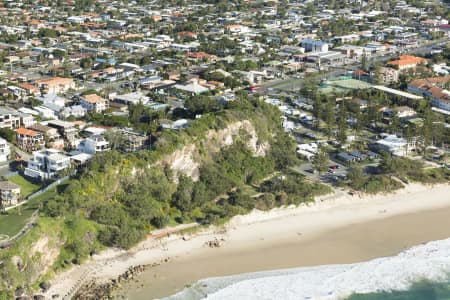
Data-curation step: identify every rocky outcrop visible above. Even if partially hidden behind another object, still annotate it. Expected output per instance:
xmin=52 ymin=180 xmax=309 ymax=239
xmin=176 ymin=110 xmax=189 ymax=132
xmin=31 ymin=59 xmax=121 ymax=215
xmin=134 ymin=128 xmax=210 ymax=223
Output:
xmin=73 ymin=265 xmax=148 ymax=300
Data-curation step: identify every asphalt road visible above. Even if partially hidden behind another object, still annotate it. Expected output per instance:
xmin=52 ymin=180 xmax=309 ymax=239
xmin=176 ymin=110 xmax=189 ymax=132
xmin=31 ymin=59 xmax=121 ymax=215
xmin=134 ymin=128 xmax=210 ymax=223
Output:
xmin=259 ymin=37 xmax=450 ymax=93
xmin=295 ymin=160 xmax=348 ymax=182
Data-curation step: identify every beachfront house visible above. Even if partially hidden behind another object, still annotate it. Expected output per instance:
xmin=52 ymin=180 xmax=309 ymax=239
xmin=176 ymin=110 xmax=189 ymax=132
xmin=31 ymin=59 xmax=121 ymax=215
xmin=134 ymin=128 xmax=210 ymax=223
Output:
xmin=371 ymin=135 xmax=417 ymax=156
xmin=77 ymin=135 xmax=110 ymax=154
xmin=24 ymin=149 xmax=71 ymax=180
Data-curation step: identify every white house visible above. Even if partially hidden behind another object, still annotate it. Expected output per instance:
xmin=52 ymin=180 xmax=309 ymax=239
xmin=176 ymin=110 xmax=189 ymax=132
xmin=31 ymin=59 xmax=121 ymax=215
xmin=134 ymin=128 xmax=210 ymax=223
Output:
xmin=60 ymin=105 xmax=87 ymax=118
xmin=35 ymin=77 xmax=75 ymax=95
xmin=301 ymin=39 xmax=328 ymax=53
xmin=112 ymin=92 xmax=150 ymax=105
xmin=80 ymin=94 xmax=109 ymax=113
xmin=372 ymin=135 xmax=417 ymax=156
xmin=0 ymin=138 xmax=10 ymax=162
xmin=77 ymin=135 xmax=110 ymax=154
xmin=0 ymin=181 xmax=20 ymax=207
xmin=39 ymin=94 xmax=66 ymax=113
xmin=24 ymin=149 xmax=71 ymax=180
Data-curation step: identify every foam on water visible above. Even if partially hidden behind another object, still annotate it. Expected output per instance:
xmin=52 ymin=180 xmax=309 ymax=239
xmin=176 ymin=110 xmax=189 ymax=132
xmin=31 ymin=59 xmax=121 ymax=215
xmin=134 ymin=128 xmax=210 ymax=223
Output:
xmin=164 ymin=238 xmax=450 ymax=300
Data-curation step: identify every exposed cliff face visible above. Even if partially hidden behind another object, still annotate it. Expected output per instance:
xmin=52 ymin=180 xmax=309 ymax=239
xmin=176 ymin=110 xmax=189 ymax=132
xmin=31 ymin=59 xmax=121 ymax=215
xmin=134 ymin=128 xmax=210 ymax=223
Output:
xmin=161 ymin=120 xmax=270 ymax=181
xmin=162 ymin=144 xmax=200 ymax=180
xmin=28 ymin=236 xmax=60 ymax=281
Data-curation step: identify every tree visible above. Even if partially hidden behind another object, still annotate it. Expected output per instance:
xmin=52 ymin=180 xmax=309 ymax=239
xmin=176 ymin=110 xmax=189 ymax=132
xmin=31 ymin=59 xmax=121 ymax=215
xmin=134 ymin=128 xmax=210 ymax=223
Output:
xmin=337 ymin=104 xmax=348 ymax=145
xmin=389 ymin=113 xmax=401 ymax=135
xmin=361 ymin=53 xmax=368 ymax=72
xmin=313 ymin=96 xmax=321 ymax=129
xmin=80 ymin=57 xmax=93 ymax=69
xmin=171 ymin=175 xmax=194 ymax=212
xmin=373 ymin=65 xmax=382 ymax=84
xmin=0 ymin=128 xmax=15 ymax=143
xmin=347 ymin=165 xmax=366 ymax=190
xmin=129 ymin=101 xmax=145 ymax=126
xmin=185 ymin=96 xmax=220 ymax=115
xmin=104 ymin=130 xmax=125 ymax=151
xmin=325 ymin=98 xmax=336 ymax=139
xmin=422 ymin=107 xmax=434 ymax=150
xmin=312 ymin=147 xmax=329 ymax=175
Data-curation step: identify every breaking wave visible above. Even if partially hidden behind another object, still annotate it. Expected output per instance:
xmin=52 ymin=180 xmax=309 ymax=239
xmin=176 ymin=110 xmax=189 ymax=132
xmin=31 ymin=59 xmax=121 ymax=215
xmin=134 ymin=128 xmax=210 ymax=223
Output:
xmin=163 ymin=238 xmax=450 ymax=300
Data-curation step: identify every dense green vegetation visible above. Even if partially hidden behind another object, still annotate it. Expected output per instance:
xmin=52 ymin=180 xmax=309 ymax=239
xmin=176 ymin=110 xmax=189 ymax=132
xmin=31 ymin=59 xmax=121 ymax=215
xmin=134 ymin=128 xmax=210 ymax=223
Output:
xmin=346 ymin=154 xmax=450 ymax=194
xmin=379 ymin=155 xmax=450 ymax=184
xmin=40 ymin=97 xmax=319 ymax=249
xmin=0 ymin=97 xmax=332 ymax=296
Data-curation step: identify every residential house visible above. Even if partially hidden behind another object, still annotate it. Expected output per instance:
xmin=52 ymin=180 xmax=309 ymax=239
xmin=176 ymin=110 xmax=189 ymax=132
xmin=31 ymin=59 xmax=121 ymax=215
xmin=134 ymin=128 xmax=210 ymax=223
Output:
xmin=408 ymin=76 xmax=450 ymax=112
xmin=336 ymin=152 xmax=358 ymax=163
xmin=112 ymin=92 xmax=150 ymax=105
xmin=35 ymin=77 xmax=75 ymax=94
xmin=29 ymin=123 xmax=64 ymax=149
xmin=0 ymin=108 xmax=20 ymax=129
xmin=387 ymin=55 xmax=427 ymax=71
xmin=0 ymin=137 xmax=10 ymax=162
xmin=118 ymin=129 xmax=148 ymax=153
xmin=392 ymin=106 xmax=417 ymax=118
xmin=60 ymin=105 xmax=87 ymax=118
xmin=18 ymin=83 xmax=40 ymax=96
xmin=371 ymin=135 xmax=417 ymax=156
xmin=46 ymin=120 xmax=79 ymax=148
xmin=39 ymin=94 xmax=66 ymax=111
xmin=301 ymin=39 xmax=328 ymax=53
xmin=80 ymin=94 xmax=109 ymax=113
xmin=77 ymin=135 xmax=110 ymax=154
xmin=15 ymin=127 xmax=45 ymax=152
xmin=224 ymin=24 xmax=250 ymax=35
xmin=0 ymin=181 xmax=20 ymax=207
xmin=173 ymin=81 xmax=209 ymax=95
xmin=24 ymin=148 xmax=71 ymax=180
xmin=378 ymin=67 xmax=399 ymax=83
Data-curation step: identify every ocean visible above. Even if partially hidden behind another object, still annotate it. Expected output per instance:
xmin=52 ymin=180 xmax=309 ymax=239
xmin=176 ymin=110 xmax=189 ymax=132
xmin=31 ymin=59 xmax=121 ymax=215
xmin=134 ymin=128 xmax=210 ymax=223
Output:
xmin=346 ymin=280 xmax=450 ymax=300
xmin=164 ymin=238 xmax=450 ymax=300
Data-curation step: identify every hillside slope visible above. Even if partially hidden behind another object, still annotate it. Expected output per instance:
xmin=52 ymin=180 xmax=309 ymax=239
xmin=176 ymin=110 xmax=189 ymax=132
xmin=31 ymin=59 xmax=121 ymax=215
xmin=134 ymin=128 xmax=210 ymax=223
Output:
xmin=0 ymin=98 xmax=330 ymax=298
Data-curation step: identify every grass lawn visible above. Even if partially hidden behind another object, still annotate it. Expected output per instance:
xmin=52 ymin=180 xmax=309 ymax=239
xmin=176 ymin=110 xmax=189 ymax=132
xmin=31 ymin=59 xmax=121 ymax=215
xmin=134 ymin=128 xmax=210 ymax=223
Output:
xmin=8 ymin=174 xmax=40 ymax=197
xmin=0 ymin=180 xmax=65 ymax=239
xmin=0 ymin=210 xmax=35 ymax=238
xmin=0 ymin=197 xmax=39 ymax=239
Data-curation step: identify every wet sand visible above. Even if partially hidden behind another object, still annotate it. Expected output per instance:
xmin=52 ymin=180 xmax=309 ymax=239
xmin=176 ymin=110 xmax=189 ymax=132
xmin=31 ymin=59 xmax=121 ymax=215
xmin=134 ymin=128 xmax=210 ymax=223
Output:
xmin=118 ymin=203 xmax=450 ymax=299
xmin=43 ymin=183 xmax=450 ymax=300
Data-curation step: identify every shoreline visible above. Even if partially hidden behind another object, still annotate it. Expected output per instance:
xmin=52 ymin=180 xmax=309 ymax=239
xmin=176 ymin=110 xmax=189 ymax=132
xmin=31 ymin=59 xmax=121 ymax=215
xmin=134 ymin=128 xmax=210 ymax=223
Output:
xmin=43 ymin=183 xmax=450 ymax=299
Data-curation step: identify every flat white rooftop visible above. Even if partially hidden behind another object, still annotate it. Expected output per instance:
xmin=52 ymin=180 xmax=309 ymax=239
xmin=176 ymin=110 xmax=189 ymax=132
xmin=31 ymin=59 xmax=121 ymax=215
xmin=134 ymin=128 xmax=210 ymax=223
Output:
xmin=372 ymin=85 xmax=423 ymax=100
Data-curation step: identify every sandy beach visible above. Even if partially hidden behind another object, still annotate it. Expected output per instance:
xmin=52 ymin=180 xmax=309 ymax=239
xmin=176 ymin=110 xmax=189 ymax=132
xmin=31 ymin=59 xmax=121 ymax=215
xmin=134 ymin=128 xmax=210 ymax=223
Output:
xmin=43 ymin=183 xmax=450 ymax=299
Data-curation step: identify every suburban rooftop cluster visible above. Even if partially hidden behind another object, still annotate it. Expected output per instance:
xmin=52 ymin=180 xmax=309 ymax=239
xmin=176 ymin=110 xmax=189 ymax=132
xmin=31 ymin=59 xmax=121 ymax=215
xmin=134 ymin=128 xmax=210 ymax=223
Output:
xmin=0 ymin=0 xmax=448 ymax=206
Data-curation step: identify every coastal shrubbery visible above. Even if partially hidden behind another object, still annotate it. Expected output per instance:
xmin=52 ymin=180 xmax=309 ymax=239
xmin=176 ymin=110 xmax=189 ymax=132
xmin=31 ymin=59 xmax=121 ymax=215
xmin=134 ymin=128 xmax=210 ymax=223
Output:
xmin=346 ymin=154 xmax=450 ymax=194
xmin=259 ymin=172 xmax=332 ymax=206
xmin=37 ymin=97 xmax=325 ymax=254
xmin=346 ymin=165 xmax=404 ymax=194
xmin=0 ymin=97 xmax=333 ymax=295
xmin=379 ymin=155 xmax=450 ymax=184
